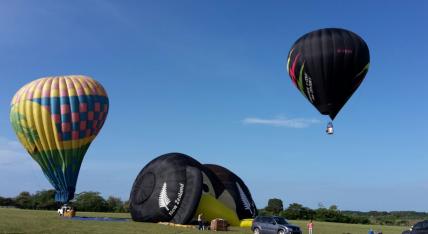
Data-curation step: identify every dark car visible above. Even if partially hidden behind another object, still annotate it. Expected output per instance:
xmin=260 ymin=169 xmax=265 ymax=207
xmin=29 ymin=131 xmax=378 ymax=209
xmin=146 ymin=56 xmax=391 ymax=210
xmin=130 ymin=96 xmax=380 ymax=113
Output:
xmin=403 ymin=220 xmax=428 ymax=234
xmin=251 ymin=216 xmax=302 ymax=234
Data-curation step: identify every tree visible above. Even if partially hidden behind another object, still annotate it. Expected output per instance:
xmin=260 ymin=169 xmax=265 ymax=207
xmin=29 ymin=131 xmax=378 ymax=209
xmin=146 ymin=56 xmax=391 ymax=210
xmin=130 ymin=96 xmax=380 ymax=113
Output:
xmin=281 ymin=203 xmax=315 ymax=220
xmin=33 ymin=190 xmax=56 ymax=210
xmin=314 ymin=206 xmax=360 ymax=223
xmin=106 ymin=196 xmax=124 ymax=212
xmin=122 ymin=200 xmax=130 ymax=213
xmin=0 ymin=196 xmax=15 ymax=207
xmin=282 ymin=203 xmax=303 ymax=219
xmin=258 ymin=209 xmax=273 ymax=216
xmin=15 ymin=192 xmax=33 ymax=209
xmin=73 ymin=192 xmax=109 ymax=212
xmin=265 ymin=198 xmax=283 ymax=215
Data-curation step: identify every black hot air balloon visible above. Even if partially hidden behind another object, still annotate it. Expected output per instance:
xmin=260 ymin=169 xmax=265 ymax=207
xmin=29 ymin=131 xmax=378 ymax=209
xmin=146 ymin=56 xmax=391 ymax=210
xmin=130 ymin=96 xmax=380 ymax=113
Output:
xmin=204 ymin=164 xmax=258 ymax=220
xmin=129 ymin=153 xmax=202 ymax=224
xmin=287 ymin=28 xmax=370 ymax=133
xmin=129 ymin=153 xmax=257 ymax=226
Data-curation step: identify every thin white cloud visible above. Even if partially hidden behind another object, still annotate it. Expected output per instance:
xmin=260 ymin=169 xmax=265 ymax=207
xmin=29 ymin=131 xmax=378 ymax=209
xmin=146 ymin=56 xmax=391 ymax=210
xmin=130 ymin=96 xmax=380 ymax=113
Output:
xmin=0 ymin=137 xmax=32 ymax=166
xmin=243 ymin=116 xmax=321 ymax=128
xmin=0 ymin=137 xmax=50 ymax=197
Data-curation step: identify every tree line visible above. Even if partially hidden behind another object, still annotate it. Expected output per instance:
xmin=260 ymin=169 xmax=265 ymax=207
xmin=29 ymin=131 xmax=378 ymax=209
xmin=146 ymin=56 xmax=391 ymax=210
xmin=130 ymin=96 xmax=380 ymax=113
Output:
xmin=2 ymin=192 xmax=427 ymax=226
xmin=0 ymin=190 xmax=129 ymax=213
xmin=260 ymin=198 xmax=428 ymax=226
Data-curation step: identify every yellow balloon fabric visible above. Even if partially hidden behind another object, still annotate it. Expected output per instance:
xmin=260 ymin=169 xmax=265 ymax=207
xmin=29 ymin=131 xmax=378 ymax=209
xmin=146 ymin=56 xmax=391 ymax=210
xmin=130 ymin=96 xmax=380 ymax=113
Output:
xmin=239 ymin=219 xmax=254 ymax=228
xmin=193 ymin=194 xmax=241 ymax=226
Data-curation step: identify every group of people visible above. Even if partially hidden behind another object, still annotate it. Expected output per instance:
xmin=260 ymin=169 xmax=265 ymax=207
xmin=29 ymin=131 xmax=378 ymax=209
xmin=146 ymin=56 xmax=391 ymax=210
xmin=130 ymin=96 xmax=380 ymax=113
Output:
xmin=57 ymin=205 xmax=74 ymax=216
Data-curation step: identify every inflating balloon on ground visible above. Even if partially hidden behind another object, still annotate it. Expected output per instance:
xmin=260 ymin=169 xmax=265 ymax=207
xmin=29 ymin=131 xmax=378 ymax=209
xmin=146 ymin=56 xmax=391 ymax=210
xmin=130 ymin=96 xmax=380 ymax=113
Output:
xmin=129 ymin=153 xmax=257 ymax=226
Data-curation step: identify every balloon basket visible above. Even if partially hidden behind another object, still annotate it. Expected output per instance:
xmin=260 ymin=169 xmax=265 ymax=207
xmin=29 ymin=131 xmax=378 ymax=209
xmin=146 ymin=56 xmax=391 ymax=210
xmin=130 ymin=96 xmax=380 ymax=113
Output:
xmin=210 ymin=218 xmax=229 ymax=231
xmin=64 ymin=210 xmax=76 ymax=217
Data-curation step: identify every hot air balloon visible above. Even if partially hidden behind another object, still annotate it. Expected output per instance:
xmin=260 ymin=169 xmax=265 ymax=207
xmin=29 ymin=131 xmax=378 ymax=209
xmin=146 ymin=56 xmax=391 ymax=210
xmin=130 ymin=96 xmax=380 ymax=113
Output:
xmin=287 ymin=28 xmax=370 ymax=134
xmin=129 ymin=153 xmax=257 ymax=226
xmin=10 ymin=75 xmax=109 ymax=204
xmin=204 ymin=164 xmax=257 ymax=221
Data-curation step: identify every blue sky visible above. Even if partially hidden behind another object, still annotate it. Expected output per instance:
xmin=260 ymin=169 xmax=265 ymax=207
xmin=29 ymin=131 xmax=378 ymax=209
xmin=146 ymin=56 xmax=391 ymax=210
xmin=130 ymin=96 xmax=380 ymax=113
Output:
xmin=0 ymin=0 xmax=427 ymax=212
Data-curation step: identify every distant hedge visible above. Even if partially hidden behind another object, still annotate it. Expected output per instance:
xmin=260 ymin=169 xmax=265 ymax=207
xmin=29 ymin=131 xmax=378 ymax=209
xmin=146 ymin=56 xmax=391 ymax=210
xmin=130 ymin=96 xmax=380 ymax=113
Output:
xmin=0 ymin=190 xmax=129 ymax=213
xmin=260 ymin=198 xmax=428 ymax=226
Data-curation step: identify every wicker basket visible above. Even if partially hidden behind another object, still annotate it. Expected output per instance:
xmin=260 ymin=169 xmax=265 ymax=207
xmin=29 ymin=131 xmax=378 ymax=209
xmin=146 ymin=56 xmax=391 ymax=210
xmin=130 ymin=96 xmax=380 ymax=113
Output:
xmin=210 ymin=218 xmax=228 ymax=231
xmin=64 ymin=210 xmax=76 ymax=217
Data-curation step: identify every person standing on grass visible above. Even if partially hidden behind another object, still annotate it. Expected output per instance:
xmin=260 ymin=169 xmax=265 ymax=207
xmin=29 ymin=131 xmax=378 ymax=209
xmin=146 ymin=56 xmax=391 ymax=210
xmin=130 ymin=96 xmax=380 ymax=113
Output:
xmin=368 ymin=228 xmax=374 ymax=234
xmin=197 ymin=213 xmax=204 ymax=230
xmin=307 ymin=220 xmax=313 ymax=234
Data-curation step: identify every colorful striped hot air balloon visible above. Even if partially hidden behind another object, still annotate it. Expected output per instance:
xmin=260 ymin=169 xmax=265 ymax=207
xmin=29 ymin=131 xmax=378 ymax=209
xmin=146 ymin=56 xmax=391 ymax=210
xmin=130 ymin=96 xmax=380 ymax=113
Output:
xmin=10 ymin=75 xmax=109 ymax=203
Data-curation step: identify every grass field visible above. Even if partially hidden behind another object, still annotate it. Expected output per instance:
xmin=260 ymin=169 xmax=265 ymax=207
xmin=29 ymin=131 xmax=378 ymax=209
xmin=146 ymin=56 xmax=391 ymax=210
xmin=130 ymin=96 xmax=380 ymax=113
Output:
xmin=0 ymin=208 xmax=408 ymax=234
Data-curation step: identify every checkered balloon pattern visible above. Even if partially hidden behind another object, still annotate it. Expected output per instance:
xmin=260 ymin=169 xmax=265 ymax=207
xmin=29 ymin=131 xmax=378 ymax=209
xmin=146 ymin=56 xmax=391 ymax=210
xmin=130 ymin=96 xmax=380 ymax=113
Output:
xmin=10 ymin=75 xmax=109 ymax=203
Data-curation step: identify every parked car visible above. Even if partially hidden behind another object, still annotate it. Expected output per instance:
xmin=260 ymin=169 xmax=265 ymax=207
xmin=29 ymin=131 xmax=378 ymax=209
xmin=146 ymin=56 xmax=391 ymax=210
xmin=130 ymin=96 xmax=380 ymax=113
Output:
xmin=403 ymin=220 xmax=428 ymax=234
xmin=251 ymin=216 xmax=302 ymax=234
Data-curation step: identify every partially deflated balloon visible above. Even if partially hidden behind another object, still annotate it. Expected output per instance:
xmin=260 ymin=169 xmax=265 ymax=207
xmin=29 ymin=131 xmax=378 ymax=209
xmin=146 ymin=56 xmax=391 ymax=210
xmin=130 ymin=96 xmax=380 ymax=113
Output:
xmin=130 ymin=153 xmax=257 ymax=226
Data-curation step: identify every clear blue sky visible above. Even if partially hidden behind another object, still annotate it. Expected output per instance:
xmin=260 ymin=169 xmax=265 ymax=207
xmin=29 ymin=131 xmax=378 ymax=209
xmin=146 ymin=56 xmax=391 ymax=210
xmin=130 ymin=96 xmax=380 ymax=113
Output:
xmin=0 ymin=0 xmax=427 ymax=212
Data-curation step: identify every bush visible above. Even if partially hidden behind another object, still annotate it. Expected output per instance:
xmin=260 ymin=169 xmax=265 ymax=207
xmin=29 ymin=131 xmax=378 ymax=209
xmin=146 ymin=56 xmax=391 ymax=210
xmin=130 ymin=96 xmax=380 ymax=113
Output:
xmin=73 ymin=192 xmax=109 ymax=212
xmin=0 ymin=196 xmax=15 ymax=207
xmin=258 ymin=209 xmax=274 ymax=216
xmin=14 ymin=192 xmax=33 ymax=209
xmin=33 ymin=190 xmax=57 ymax=210
xmin=106 ymin=196 xmax=125 ymax=212
xmin=281 ymin=203 xmax=315 ymax=220
xmin=122 ymin=200 xmax=130 ymax=213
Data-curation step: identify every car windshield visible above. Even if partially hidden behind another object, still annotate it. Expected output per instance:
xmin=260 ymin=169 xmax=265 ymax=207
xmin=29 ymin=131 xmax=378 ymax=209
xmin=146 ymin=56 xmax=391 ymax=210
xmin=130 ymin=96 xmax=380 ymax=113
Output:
xmin=274 ymin=217 xmax=289 ymax=225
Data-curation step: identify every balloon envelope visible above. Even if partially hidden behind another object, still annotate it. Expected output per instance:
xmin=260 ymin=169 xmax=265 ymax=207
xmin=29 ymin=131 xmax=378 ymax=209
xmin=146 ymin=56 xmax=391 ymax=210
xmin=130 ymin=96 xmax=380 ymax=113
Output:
xmin=130 ymin=153 xmax=203 ymax=224
xmin=204 ymin=164 xmax=258 ymax=219
xmin=287 ymin=28 xmax=370 ymax=120
xmin=130 ymin=153 xmax=257 ymax=226
xmin=10 ymin=75 xmax=109 ymax=203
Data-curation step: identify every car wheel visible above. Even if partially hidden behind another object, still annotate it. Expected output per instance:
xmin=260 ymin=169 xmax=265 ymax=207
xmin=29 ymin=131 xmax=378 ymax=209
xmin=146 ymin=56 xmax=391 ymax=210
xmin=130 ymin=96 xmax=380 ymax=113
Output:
xmin=278 ymin=230 xmax=285 ymax=234
xmin=253 ymin=228 xmax=260 ymax=234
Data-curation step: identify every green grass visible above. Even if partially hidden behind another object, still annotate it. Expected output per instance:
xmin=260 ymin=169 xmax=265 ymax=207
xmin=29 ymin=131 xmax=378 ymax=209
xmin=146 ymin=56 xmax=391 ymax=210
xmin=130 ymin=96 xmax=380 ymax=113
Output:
xmin=290 ymin=220 xmax=406 ymax=234
xmin=0 ymin=208 xmax=244 ymax=234
xmin=0 ymin=208 xmax=408 ymax=234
